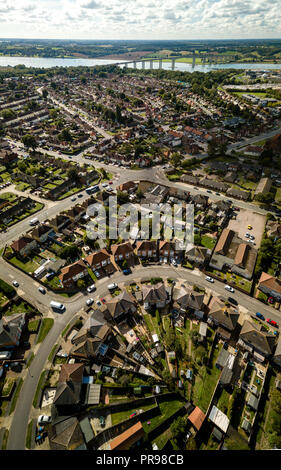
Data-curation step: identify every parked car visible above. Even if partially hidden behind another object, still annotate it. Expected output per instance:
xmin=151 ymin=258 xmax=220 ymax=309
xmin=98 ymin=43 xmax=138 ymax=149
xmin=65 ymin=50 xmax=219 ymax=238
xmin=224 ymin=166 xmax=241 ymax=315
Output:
xmin=268 ymin=297 xmax=274 ymax=304
xmin=38 ymin=415 xmax=52 ymax=425
xmin=86 ymin=298 xmax=94 ymax=306
xmin=94 ymin=271 xmax=100 ymax=278
xmin=228 ymin=297 xmax=238 ymax=306
xmin=256 ymin=312 xmax=265 ymax=321
xmin=100 ymin=297 xmax=106 ymax=304
xmin=87 ymin=284 xmax=96 ymax=293
xmin=12 ymin=280 xmax=19 ymax=287
xmin=71 ymin=196 xmax=76 ymax=201
xmin=96 ymin=300 xmax=102 ymax=307
xmin=225 ymin=285 xmax=234 ymax=293
xmin=123 ymin=268 xmax=131 ymax=275
xmin=266 ymin=318 xmax=278 ymax=327
xmin=248 ymin=225 xmax=252 ymax=230
xmin=171 ymin=259 xmax=177 ymax=266
xmin=38 ymin=287 xmax=46 ymax=294
xmin=108 ymin=282 xmax=117 ymax=291
xmin=205 ymin=276 xmax=214 ymax=283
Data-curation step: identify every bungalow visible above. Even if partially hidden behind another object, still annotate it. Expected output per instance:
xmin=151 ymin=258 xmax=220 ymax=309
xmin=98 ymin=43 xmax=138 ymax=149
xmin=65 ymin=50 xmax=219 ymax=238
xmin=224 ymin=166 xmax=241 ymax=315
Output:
xmin=10 ymin=236 xmax=37 ymax=257
xmin=257 ymin=272 xmax=281 ymax=301
xmin=59 ymin=259 xmax=88 ymax=288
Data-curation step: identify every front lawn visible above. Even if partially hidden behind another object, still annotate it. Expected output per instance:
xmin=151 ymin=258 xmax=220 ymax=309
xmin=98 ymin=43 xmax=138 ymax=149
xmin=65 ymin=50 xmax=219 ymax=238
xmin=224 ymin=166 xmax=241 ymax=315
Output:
xmin=36 ymin=318 xmax=54 ymax=344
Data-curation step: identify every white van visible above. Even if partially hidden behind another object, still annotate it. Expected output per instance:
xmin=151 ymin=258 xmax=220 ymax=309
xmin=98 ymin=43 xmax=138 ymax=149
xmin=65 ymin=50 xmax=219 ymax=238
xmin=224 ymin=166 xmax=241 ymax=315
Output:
xmin=0 ymin=351 xmax=12 ymax=360
xmin=29 ymin=217 xmax=39 ymax=226
xmin=50 ymin=301 xmax=65 ymax=311
xmin=107 ymin=282 xmax=117 ymax=291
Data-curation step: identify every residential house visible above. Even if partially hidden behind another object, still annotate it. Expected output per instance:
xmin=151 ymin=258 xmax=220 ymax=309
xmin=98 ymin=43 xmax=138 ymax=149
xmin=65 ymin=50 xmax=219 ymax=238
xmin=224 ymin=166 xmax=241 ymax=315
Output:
xmin=63 ymin=205 xmax=86 ymax=223
xmin=10 ymin=236 xmax=37 ymax=257
xmin=53 ymin=363 xmax=84 ymax=413
xmin=85 ymin=249 xmax=115 ymax=276
xmin=142 ymin=283 xmax=169 ymax=310
xmin=47 ymin=214 xmax=70 ymax=232
xmin=237 ymin=320 xmax=276 ymax=362
xmin=29 ymin=224 xmax=53 ymax=243
xmin=254 ymin=177 xmax=272 ymax=197
xmin=109 ymin=421 xmax=145 ymax=451
xmin=111 ymin=242 xmax=134 ymax=263
xmin=105 ymin=291 xmax=137 ymax=324
xmin=173 ymin=285 xmax=205 ymax=313
xmin=207 ymin=297 xmax=239 ymax=340
xmin=159 ymin=241 xmax=175 ymax=261
xmin=136 ymin=240 xmax=157 ymax=259
xmin=185 ymin=246 xmax=211 ymax=267
xmin=48 ymin=416 xmax=85 ymax=451
xmin=0 ymin=314 xmax=26 ymax=349
xmin=226 ymin=188 xmax=251 ymax=201
xmin=59 ymin=259 xmax=88 ymax=288
xmin=209 ymin=228 xmax=258 ymax=280
xmin=257 ymin=272 xmax=281 ymax=301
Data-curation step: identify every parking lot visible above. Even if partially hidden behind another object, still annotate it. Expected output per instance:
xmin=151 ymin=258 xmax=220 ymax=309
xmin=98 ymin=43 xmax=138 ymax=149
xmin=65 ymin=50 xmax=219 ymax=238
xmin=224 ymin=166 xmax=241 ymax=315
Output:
xmin=228 ymin=209 xmax=266 ymax=249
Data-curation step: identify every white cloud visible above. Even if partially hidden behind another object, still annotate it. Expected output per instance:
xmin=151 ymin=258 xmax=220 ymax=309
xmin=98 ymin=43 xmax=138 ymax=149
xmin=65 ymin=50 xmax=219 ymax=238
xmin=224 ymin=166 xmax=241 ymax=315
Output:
xmin=0 ymin=0 xmax=280 ymax=39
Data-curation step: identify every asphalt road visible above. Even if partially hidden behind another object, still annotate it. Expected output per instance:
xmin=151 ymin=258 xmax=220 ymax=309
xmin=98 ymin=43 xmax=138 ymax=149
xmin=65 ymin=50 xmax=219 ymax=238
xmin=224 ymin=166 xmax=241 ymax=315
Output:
xmin=5 ymin=262 xmax=280 ymax=450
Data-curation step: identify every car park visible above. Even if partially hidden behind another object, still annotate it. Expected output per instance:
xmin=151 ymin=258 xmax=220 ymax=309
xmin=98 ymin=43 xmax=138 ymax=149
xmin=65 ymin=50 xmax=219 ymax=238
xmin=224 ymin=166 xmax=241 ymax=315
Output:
xmin=205 ymin=276 xmax=214 ymax=283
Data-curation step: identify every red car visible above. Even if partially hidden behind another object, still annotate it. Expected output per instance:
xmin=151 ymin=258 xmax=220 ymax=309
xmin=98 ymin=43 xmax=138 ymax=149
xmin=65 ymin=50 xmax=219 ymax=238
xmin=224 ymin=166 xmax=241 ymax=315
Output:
xmin=266 ymin=318 xmax=278 ymax=327
xmin=108 ymin=181 xmax=113 ymax=185
xmin=100 ymin=298 xmax=106 ymax=304
xmin=268 ymin=297 xmax=274 ymax=304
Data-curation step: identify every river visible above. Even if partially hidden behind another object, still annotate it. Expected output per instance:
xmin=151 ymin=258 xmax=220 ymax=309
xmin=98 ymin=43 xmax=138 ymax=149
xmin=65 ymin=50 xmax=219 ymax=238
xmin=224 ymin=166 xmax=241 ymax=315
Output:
xmin=1 ymin=55 xmax=281 ymax=73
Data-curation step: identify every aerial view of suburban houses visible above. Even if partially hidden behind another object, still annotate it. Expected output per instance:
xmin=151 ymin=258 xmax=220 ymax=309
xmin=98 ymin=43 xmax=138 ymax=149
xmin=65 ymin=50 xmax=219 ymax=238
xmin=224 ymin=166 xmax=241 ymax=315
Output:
xmin=0 ymin=26 xmax=281 ymax=456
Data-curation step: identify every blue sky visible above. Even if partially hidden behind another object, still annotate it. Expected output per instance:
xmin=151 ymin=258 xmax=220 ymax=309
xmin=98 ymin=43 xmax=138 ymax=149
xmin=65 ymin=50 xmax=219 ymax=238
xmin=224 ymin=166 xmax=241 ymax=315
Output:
xmin=0 ymin=0 xmax=280 ymax=40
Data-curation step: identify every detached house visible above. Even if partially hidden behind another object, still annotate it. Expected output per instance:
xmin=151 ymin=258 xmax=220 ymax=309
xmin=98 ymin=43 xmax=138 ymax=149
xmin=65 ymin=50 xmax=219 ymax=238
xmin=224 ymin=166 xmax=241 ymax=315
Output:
xmin=173 ymin=286 xmax=205 ymax=314
xmin=142 ymin=283 xmax=169 ymax=310
xmin=105 ymin=291 xmax=137 ymax=324
xmin=53 ymin=363 xmax=84 ymax=413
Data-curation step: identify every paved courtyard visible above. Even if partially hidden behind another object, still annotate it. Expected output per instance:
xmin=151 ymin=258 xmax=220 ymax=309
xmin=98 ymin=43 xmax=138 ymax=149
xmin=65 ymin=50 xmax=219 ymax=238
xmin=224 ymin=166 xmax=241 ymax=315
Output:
xmin=228 ymin=209 xmax=266 ymax=249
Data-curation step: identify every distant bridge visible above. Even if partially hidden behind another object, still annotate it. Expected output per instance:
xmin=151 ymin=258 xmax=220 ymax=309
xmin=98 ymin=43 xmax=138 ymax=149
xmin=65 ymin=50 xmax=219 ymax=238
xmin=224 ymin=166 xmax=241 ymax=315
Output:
xmin=115 ymin=52 xmax=237 ymax=70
